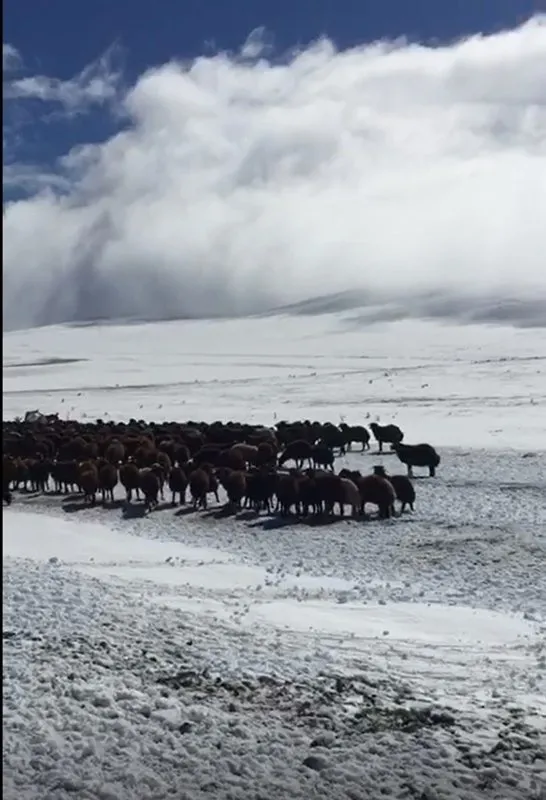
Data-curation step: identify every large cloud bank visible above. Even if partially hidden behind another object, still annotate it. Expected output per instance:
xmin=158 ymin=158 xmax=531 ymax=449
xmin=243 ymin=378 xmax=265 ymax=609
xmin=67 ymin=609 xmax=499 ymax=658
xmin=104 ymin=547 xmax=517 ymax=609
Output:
xmin=3 ymin=18 xmax=546 ymax=331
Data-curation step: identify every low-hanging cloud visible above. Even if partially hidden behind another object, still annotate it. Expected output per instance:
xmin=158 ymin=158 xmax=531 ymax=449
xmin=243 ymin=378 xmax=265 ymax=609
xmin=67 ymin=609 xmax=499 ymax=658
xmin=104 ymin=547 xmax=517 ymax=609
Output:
xmin=3 ymin=17 xmax=546 ymax=332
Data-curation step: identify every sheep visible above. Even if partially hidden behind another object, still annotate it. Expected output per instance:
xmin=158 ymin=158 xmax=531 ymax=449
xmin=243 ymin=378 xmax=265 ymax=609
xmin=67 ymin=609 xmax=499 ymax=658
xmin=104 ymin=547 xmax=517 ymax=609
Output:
xmin=3 ymin=456 xmax=18 ymax=490
xmin=175 ymin=443 xmax=191 ymax=467
xmin=79 ymin=466 xmax=99 ymax=505
xmin=339 ymin=477 xmax=361 ymax=517
xmin=339 ymin=423 xmax=371 ymax=451
xmin=340 ymin=468 xmax=395 ymax=519
xmin=13 ymin=458 xmax=31 ymax=491
xmin=119 ymin=461 xmax=141 ymax=503
xmin=311 ymin=444 xmax=335 ymax=471
xmin=202 ymin=463 xmax=220 ymax=505
xmin=319 ymin=424 xmax=346 ymax=454
xmin=28 ymin=457 xmax=51 ymax=493
xmin=359 ymin=474 xmax=396 ymax=519
xmin=156 ymin=450 xmax=172 ymax=477
xmin=373 ymin=465 xmax=415 ymax=513
xmin=276 ymin=470 xmax=300 ymax=516
xmin=138 ymin=467 xmax=160 ymax=512
xmin=98 ymin=462 xmax=118 ymax=505
xmin=278 ymin=440 xmax=313 ymax=470
xmin=256 ymin=441 xmax=276 ymax=467
xmin=392 ymin=443 xmax=440 ymax=477
xmin=244 ymin=468 xmax=277 ymax=514
xmin=105 ymin=439 xmax=125 ymax=465
xmin=168 ymin=466 xmax=188 ymax=505
xmin=229 ymin=443 xmax=259 ymax=468
xmin=193 ymin=446 xmax=222 ymax=467
xmin=217 ymin=468 xmax=247 ymax=510
xmin=297 ymin=472 xmax=321 ymax=517
xmin=51 ymin=460 xmax=80 ymax=494
xmin=369 ymin=422 xmax=404 ymax=453
xmin=313 ymin=471 xmax=344 ymax=516
xmin=218 ymin=448 xmax=246 ymax=472
xmin=189 ymin=467 xmax=210 ymax=509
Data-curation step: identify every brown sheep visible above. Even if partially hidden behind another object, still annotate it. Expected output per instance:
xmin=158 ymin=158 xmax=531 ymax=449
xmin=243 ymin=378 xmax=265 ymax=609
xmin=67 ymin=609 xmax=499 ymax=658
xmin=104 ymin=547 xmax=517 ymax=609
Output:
xmin=201 ymin=463 xmax=220 ymax=505
xmin=339 ymin=477 xmax=361 ymax=517
xmin=217 ymin=468 xmax=247 ymax=510
xmin=297 ymin=471 xmax=322 ymax=517
xmin=314 ymin=471 xmax=343 ymax=516
xmin=193 ymin=446 xmax=222 ymax=467
xmin=218 ymin=448 xmax=246 ymax=472
xmin=168 ymin=466 xmax=188 ymax=505
xmin=105 ymin=439 xmax=125 ymax=465
xmin=175 ymin=443 xmax=191 ymax=467
xmin=256 ymin=441 xmax=276 ymax=467
xmin=119 ymin=462 xmax=141 ymax=502
xmin=134 ymin=444 xmax=157 ymax=468
xmin=98 ymin=462 xmax=118 ymax=505
xmin=138 ymin=467 xmax=160 ymax=512
xmin=359 ymin=474 xmax=396 ymax=519
xmin=189 ymin=467 xmax=210 ymax=509
xmin=373 ymin=465 xmax=415 ymax=513
xmin=276 ymin=470 xmax=300 ymax=516
xmin=229 ymin=443 xmax=259 ymax=468
xmin=79 ymin=466 xmax=99 ymax=505
xmin=156 ymin=450 xmax=172 ymax=477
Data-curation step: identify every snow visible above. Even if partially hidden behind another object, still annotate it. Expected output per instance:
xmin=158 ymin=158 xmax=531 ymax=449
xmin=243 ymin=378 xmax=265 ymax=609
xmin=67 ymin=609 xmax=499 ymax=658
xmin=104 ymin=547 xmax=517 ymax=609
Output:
xmin=3 ymin=314 xmax=546 ymax=799
xmin=4 ymin=315 xmax=546 ymax=449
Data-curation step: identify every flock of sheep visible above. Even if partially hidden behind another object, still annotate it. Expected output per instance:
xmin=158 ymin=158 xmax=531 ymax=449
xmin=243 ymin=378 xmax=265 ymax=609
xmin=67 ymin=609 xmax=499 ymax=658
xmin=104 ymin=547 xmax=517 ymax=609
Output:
xmin=3 ymin=417 xmax=441 ymax=522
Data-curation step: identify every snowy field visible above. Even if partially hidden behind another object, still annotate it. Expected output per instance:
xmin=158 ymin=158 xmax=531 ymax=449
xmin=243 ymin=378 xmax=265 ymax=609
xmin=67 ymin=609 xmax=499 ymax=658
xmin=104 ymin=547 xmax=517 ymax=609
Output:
xmin=3 ymin=313 xmax=546 ymax=800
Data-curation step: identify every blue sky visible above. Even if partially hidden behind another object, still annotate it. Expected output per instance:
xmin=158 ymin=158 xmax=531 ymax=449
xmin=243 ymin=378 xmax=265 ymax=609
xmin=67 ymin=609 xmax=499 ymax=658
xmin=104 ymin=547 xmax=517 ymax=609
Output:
xmin=3 ymin=0 xmax=536 ymax=79
xmin=4 ymin=0 xmax=538 ymax=79
xmin=4 ymin=1 xmax=545 ymax=331
xmin=3 ymin=0 xmax=538 ymax=183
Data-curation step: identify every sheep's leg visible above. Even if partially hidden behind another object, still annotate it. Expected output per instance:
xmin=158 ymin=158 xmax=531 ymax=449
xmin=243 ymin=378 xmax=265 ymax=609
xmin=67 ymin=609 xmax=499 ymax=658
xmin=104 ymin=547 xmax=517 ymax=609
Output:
xmin=407 ymin=464 xmax=414 ymax=478
xmin=429 ymin=465 xmax=436 ymax=477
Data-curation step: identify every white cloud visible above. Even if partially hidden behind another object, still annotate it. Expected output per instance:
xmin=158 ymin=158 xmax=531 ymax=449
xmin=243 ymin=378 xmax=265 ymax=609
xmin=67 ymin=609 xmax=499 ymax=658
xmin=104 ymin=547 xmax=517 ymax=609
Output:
xmin=3 ymin=43 xmax=22 ymax=71
xmin=3 ymin=17 xmax=546 ymax=331
xmin=3 ymin=45 xmax=122 ymax=114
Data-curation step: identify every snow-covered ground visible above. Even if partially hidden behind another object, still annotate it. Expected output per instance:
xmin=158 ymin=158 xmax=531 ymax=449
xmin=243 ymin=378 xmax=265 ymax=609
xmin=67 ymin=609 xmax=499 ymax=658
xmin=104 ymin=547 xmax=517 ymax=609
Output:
xmin=3 ymin=314 xmax=546 ymax=799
